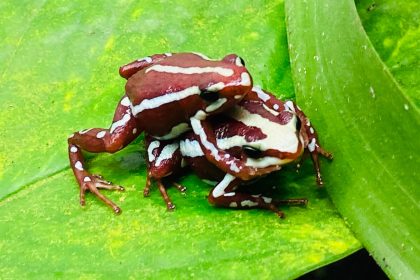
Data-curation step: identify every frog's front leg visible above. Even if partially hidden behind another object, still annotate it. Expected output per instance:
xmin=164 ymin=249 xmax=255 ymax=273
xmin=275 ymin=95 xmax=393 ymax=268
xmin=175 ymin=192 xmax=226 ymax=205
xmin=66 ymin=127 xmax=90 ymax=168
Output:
xmin=285 ymin=101 xmax=333 ymax=185
xmin=190 ymin=113 xmax=281 ymax=181
xmin=67 ymin=95 xmax=141 ymax=213
xmin=144 ymin=136 xmax=186 ymax=210
xmin=119 ymin=53 xmax=172 ymax=79
xmin=247 ymin=87 xmax=333 ymax=185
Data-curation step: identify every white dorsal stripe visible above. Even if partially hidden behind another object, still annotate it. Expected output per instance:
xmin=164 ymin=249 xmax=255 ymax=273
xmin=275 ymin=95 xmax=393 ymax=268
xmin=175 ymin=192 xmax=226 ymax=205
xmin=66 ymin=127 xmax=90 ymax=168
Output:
xmin=190 ymin=111 xmax=240 ymax=173
xmin=180 ymin=138 xmax=204 ymax=158
xmin=155 ymin=143 xmax=180 ymax=166
xmin=131 ymin=86 xmax=200 ymax=115
xmin=153 ymin=123 xmax=190 ymax=140
xmin=216 ymin=106 xmax=300 ymax=153
xmin=146 ymin=65 xmax=234 ymax=77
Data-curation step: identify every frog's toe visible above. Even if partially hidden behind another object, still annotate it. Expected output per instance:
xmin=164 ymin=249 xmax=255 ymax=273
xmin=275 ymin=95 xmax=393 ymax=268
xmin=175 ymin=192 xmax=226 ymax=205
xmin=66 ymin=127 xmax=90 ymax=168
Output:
xmin=173 ymin=182 xmax=187 ymax=194
xmin=79 ymin=175 xmax=123 ymax=214
xmin=91 ymin=174 xmax=125 ymax=191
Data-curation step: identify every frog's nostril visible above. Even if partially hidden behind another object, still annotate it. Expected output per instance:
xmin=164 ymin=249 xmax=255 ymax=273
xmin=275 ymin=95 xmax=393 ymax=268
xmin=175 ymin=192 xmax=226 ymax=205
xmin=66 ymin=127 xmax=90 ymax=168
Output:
xmin=200 ymin=90 xmax=219 ymax=102
xmin=243 ymin=145 xmax=263 ymax=158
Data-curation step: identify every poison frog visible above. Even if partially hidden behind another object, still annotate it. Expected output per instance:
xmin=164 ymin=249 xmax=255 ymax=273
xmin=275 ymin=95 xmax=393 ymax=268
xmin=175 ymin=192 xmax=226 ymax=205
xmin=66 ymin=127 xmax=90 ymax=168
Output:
xmin=146 ymin=87 xmax=332 ymax=217
xmin=68 ymin=52 xmax=259 ymax=213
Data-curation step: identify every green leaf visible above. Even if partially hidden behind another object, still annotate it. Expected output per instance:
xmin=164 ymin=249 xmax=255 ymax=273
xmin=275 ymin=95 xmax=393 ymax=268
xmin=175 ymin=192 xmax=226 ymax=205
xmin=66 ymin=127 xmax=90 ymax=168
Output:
xmin=356 ymin=0 xmax=420 ymax=107
xmin=0 ymin=0 xmax=360 ymax=278
xmin=285 ymin=0 xmax=420 ymax=279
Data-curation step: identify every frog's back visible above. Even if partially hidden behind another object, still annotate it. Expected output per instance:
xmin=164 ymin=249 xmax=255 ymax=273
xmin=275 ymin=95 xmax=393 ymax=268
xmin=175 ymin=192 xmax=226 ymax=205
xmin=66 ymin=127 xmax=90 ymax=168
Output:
xmin=125 ymin=52 xmax=245 ymax=105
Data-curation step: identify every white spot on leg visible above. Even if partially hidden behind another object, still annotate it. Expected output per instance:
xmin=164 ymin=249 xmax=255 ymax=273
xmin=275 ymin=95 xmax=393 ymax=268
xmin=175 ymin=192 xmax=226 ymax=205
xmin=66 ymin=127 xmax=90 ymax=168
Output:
xmin=96 ymin=131 xmax=106 ymax=139
xmin=70 ymin=146 xmax=78 ymax=153
xmin=147 ymin=141 xmax=160 ymax=162
xmin=308 ymin=138 xmax=316 ymax=152
xmin=309 ymin=127 xmax=314 ymax=134
xmin=83 ymin=176 xmax=91 ymax=182
xmin=224 ymin=192 xmax=236 ymax=197
xmin=262 ymin=196 xmax=272 ymax=203
xmin=229 ymin=202 xmax=238 ymax=208
xmin=241 ymin=200 xmax=259 ymax=207
xmin=74 ymin=161 xmax=84 ymax=171
xmin=132 ymin=128 xmax=137 ymax=134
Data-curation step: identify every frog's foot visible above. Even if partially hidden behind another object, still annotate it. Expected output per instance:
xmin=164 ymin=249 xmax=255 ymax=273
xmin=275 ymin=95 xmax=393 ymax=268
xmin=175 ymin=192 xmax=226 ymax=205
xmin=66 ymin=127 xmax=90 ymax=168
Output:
xmin=79 ymin=174 xmax=124 ymax=214
xmin=273 ymin=198 xmax=308 ymax=206
xmin=144 ymin=173 xmax=181 ymax=211
xmin=308 ymin=144 xmax=333 ymax=186
xmin=157 ymin=179 xmax=176 ymax=211
xmin=172 ymin=182 xmax=187 ymax=194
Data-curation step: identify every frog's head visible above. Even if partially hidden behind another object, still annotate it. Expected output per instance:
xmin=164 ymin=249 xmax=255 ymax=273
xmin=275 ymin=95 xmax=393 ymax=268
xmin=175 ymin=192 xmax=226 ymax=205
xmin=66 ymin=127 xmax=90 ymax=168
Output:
xmin=196 ymin=53 xmax=253 ymax=116
xmin=213 ymin=99 xmax=304 ymax=179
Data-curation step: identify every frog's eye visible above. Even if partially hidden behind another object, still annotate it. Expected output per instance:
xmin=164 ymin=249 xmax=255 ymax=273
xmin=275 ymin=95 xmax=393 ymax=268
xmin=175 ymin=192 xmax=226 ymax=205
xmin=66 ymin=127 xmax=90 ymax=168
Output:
xmin=235 ymin=56 xmax=246 ymax=67
xmin=200 ymin=90 xmax=219 ymax=102
xmin=239 ymin=57 xmax=245 ymax=66
xmin=243 ymin=145 xmax=263 ymax=158
xmin=295 ymin=117 xmax=301 ymax=131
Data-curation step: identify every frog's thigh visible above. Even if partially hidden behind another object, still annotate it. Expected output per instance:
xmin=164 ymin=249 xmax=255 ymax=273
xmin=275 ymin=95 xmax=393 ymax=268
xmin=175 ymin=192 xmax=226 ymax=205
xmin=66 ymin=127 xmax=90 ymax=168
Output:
xmin=146 ymin=138 xmax=182 ymax=179
xmin=68 ymin=95 xmax=141 ymax=154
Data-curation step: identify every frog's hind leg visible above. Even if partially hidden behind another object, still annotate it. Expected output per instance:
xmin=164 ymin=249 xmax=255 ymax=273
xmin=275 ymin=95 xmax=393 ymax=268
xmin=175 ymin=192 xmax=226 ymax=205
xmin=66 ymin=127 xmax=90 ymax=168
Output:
xmin=67 ymin=94 xmax=142 ymax=214
xmin=144 ymin=136 xmax=185 ymax=210
xmin=208 ymin=174 xmax=307 ymax=218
